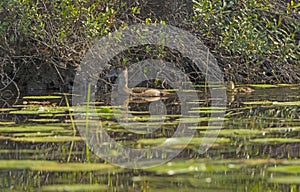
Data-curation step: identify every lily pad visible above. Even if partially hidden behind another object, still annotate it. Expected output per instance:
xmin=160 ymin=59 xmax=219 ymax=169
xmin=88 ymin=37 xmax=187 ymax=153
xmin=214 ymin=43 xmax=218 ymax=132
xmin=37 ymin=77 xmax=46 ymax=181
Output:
xmin=39 ymin=113 xmax=69 ymax=117
xmin=250 ymin=138 xmax=300 ymax=144
xmin=264 ymin=127 xmax=300 ymax=133
xmin=9 ymin=110 xmax=46 ymax=115
xmin=10 ymin=136 xmax=82 ymax=143
xmin=277 ymin=84 xmax=299 ymax=87
xmin=31 ymin=162 xmax=116 ymax=172
xmin=146 ymin=159 xmax=240 ymax=175
xmin=268 ymin=165 xmax=300 ymax=174
xmin=41 ymin=184 xmax=108 ymax=192
xmin=0 ymin=160 xmax=57 ymax=169
xmin=0 ymin=125 xmax=65 ymax=133
xmin=238 ymin=158 xmax=278 ymax=165
xmin=247 ymin=84 xmax=277 ymax=88
xmin=0 ymin=121 xmax=16 ymax=125
xmin=13 ymin=132 xmax=54 ymax=137
xmin=182 ymin=89 xmax=202 ymax=93
xmin=281 ymin=159 xmax=300 ymax=165
xmin=0 ymin=160 xmax=117 ymax=173
xmin=0 ymin=149 xmax=39 ymax=154
xmin=0 ymin=108 xmax=16 ymax=112
xmin=268 ymin=176 xmax=300 ymax=184
xmin=189 ymin=110 xmax=226 ymax=114
xmin=205 ymin=129 xmax=263 ymax=137
xmin=191 ymin=107 xmax=227 ymax=110
xmin=137 ymin=137 xmax=230 ymax=146
xmin=22 ymin=95 xmax=62 ymax=99
xmin=242 ymin=101 xmax=273 ymax=105
xmin=178 ymin=117 xmax=227 ymax=123
xmin=189 ymin=125 xmax=223 ymax=130
xmin=272 ymin=101 xmax=300 ymax=106
xmin=27 ymin=118 xmax=60 ymax=123
xmin=9 ymin=108 xmax=67 ymax=115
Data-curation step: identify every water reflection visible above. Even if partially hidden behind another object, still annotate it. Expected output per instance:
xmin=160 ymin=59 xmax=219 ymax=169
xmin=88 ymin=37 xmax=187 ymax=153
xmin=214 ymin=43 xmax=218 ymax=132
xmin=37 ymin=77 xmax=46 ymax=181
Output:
xmin=0 ymin=73 xmax=20 ymax=107
xmin=0 ymin=84 xmax=300 ymax=190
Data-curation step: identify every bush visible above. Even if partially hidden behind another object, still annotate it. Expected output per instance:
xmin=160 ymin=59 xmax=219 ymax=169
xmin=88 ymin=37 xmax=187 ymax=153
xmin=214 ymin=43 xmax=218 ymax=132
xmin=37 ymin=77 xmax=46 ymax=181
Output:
xmin=0 ymin=0 xmax=127 ymax=90
xmin=193 ymin=0 xmax=300 ymax=83
xmin=0 ymin=0 xmax=299 ymax=91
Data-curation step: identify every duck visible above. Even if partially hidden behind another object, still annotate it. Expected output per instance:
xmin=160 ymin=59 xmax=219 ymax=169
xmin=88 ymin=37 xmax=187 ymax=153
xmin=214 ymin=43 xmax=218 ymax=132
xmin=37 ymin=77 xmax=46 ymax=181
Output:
xmin=227 ymin=81 xmax=254 ymax=93
xmin=120 ymin=67 xmax=169 ymax=97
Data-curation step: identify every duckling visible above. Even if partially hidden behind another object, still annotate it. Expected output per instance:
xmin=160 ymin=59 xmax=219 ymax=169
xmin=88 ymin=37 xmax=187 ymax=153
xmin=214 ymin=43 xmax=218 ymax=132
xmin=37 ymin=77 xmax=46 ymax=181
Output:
xmin=227 ymin=81 xmax=254 ymax=93
xmin=121 ymin=67 xmax=169 ymax=97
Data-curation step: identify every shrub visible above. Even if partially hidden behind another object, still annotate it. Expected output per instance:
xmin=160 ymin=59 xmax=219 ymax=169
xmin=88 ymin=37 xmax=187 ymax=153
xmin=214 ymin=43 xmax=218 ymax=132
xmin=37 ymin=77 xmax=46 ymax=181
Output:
xmin=193 ymin=0 xmax=300 ymax=83
xmin=0 ymin=0 xmax=299 ymax=89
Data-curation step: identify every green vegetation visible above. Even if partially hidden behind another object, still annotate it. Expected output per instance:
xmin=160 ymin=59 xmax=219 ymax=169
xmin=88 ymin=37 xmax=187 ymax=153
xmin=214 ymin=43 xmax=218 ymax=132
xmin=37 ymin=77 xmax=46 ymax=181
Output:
xmin=0 ymin=1 xmax=300 ymax=190
xmin=193 ymin=0 xmax=300 ymax=83
xmin=0 ymin=0 xmax=126 ymax=89
xmin=0 ymin=0 xmax=299 ymax=88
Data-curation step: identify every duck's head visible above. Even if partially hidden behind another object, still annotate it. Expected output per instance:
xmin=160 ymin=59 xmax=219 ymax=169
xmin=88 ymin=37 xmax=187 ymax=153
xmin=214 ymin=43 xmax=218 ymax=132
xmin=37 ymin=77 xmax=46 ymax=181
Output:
xmin=227 ymin=81 xmax=235 ymax=90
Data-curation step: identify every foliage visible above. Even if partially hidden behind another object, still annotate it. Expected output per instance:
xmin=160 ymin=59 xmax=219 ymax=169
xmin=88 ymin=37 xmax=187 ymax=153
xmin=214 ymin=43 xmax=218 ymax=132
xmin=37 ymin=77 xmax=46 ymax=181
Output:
xmin=0 ymin=0 xmax=299 ymax=87
xmin=0 ymin=0 xmax=123 ymax=44
xmin=193 ymin=0 xmax=300 ymax=83
xmin=0 ymin=0 xmax=125 ymax=82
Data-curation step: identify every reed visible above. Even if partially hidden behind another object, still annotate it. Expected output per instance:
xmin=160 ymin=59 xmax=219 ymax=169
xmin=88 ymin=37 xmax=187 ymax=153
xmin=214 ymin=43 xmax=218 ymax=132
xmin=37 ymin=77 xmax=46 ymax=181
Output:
xmin=85 ymin=83 xmax=92 ymax=163
xmin=64 ymin=93 xmax=76 ymax=163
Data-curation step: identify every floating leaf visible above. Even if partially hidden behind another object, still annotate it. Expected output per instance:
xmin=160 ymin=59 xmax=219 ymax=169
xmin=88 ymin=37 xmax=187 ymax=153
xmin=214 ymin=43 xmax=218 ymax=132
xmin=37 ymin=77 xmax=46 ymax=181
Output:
xmin=268 ymin=176 xmax=300 ymax=184
xmin=22 ymin=95 xmax=62 ymax=99
xmin=268 ymin=165 xmax=300 ymax=174
xmin=138 ymin=137 xmax=230 ymax=146
xmin=277 ymin=84 xmax=299 ymax=87
xmin=31 ymin=162 xmax=116 ymax=172
xmin=189 ymin=125 xmax=223 ymax=130
xmin=250 ymin=138 xmax=300 ymax=144
xmin=41 ymin=184 xmax=108 ymax=192
xmin=272 ymin=101 xmax=300 ymax=106
xmin=0 ymin=121 xmax=16 ymax=125
xmin=238 ymin=159 xmax=278 ymax=165
xmin=0 ymin=160 xmax=117 ymax=173
xmin=146 ymin=159 xmax=240 ymax=175
xmin=10 ymin=136 xmax=82 ymax=143
xmin=0 ymin=108 xmax=16 ymax=112
xmin=178 ymin=117 xmax=227 ymax=123
xmin=0 ymin=160 xmax=57 ymax=169
xmin=247 ymin=84 xmax=277 ymax=88
xmin=0 ymin=125 xmax=65 ymax=133
xmin=205 ymin=129 xmax=263 ymax=137
xmin=0 ymin=149 xmax=39 ymax=154
xmin=242 ymin=101 xmax=273 ymax=105
xmin=9 ymin=110 xmax=46 ymax=115
xmin=13 ymin=132 xmax=54 ymax=137
xmin=191 ymin=107 xmax=227 ymax=110
xmin=28 ymin=118 xmax=60 ymax=123
xmin=189 ymin=110 xmax=226 ymax=114
xmin=39 ymin=113 xmax=69 ymax=117
xmin=264 ymin=127 xmax=300 ymax=133
xmin=280 ymin=159 xmax=300 ymax=165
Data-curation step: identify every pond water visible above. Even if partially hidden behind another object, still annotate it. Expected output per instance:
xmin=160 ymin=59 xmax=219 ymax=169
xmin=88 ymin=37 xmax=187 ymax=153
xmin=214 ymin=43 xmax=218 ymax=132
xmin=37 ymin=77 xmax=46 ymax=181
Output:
xmin=0 ymin=84 xmax=300 ymax=191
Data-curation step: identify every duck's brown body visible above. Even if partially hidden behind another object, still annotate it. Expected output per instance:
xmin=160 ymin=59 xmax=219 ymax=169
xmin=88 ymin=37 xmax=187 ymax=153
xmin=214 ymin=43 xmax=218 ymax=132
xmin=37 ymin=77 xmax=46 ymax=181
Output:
xmin=125 ymin=87 xmax=168 ymax=97
xmin=228 ymin=81 xmax=254 ymax=93
xmin=121 ymin=67 xmax=169 ymax=97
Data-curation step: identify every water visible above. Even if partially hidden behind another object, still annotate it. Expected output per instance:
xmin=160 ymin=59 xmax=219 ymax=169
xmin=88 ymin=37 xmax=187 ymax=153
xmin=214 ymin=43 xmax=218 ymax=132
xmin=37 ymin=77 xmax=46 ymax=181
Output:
xmin=0 ymin=84 xmax=300 ymax=191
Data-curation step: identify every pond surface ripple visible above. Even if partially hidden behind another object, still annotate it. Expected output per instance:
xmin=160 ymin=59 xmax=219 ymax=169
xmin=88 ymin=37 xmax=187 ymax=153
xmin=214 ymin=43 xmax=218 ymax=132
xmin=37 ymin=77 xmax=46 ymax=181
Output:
xmin=0 ymin=85 xmax=299 ymax=191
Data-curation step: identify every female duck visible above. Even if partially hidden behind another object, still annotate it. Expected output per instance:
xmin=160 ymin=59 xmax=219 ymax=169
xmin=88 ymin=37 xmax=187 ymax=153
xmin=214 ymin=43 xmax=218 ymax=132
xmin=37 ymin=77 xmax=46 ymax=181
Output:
xmin=121 ymin=67 xmax=168 ymax=97
xmin=227 ymin=81 xmax=254 ymax=93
